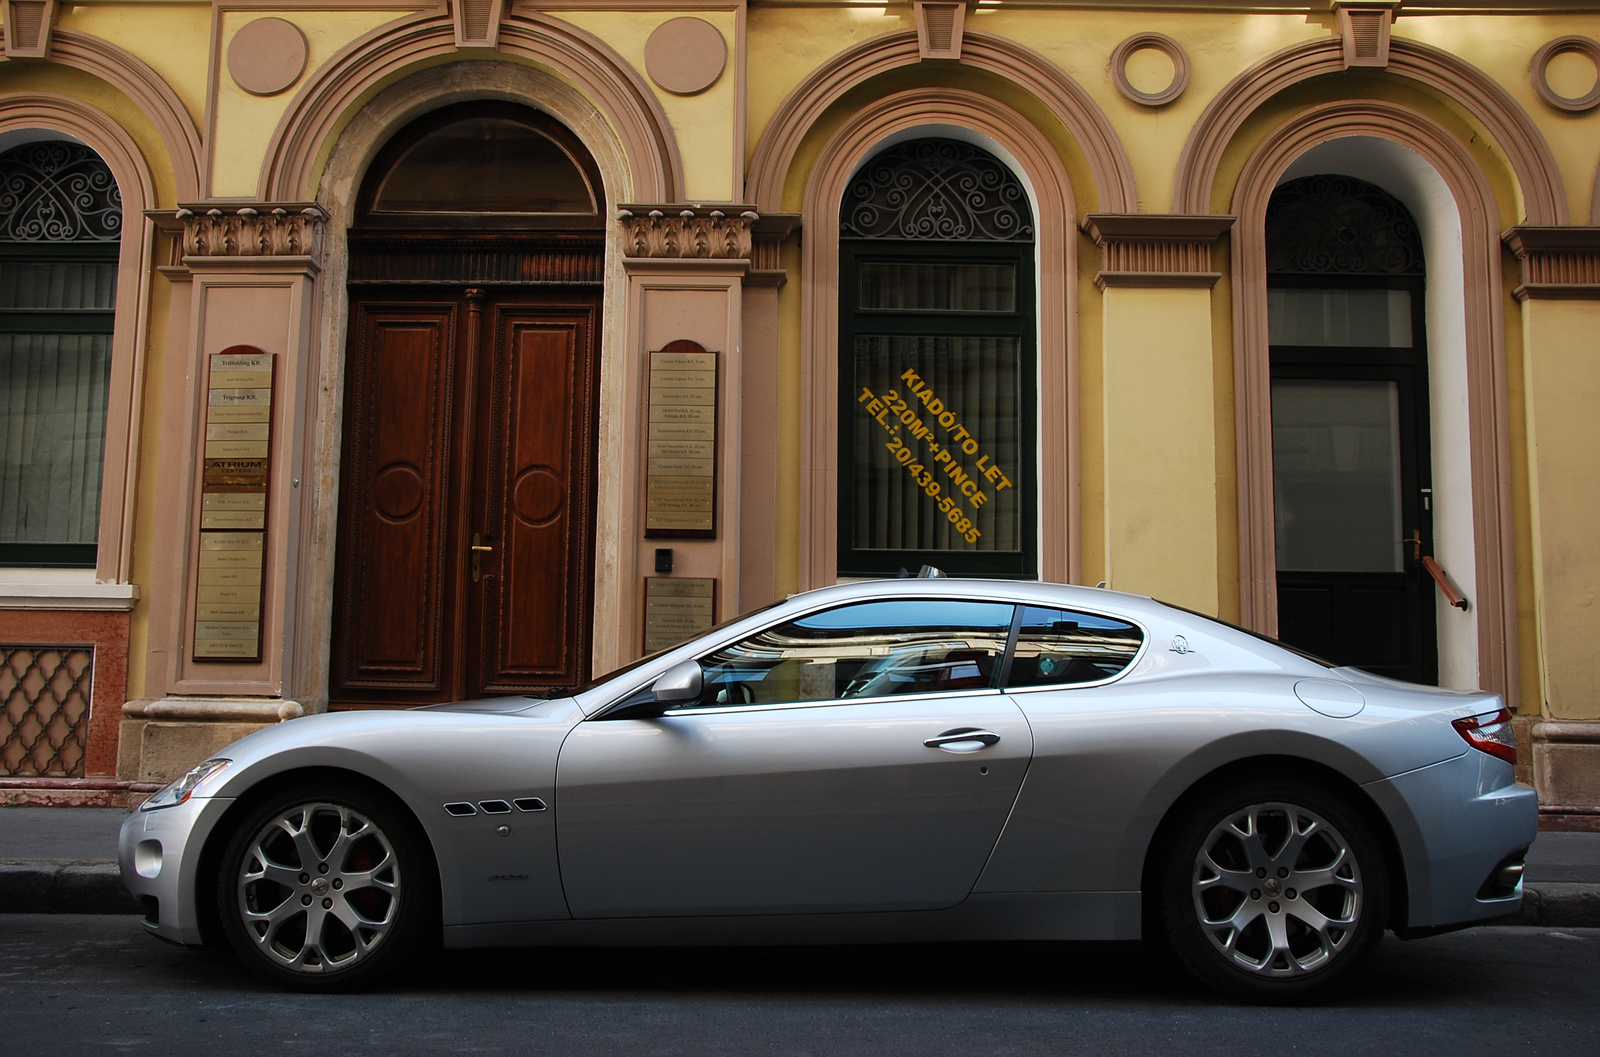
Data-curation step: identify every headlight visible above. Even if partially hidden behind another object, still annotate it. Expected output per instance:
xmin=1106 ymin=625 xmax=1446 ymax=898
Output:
xmin=140 ymin=758 xmax=231 ymax=811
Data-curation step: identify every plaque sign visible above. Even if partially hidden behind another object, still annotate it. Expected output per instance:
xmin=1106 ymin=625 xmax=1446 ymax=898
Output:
xmin=644 ymin=577 xmax=717 ymax=654
xmin=645 ymin=340 xmax=717 ymax=537
xmin=193 ymin=346 xmax=274 ymax=662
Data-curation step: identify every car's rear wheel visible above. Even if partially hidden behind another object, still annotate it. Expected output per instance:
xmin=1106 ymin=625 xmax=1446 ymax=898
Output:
xmin=217 ymin=783 xmax=435 ymax=991
xmin=1160 ymin=780 xmax=1389 ymax=1003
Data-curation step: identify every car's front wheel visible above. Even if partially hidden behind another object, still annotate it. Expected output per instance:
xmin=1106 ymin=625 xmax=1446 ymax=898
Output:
xmin=217 ymin=783 xmax=435 ymax=991
xmin=1160 ymin=780 xmax=1389 ymax=1003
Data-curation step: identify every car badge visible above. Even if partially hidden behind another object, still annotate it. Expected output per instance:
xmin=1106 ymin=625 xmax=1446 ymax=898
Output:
xmin=1170 ymin=635 xmax=1192 ymax=655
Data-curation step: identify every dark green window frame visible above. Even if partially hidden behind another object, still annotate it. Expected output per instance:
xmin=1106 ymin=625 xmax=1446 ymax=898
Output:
xmin=837 ymin=237 xmax=1038 ymax=578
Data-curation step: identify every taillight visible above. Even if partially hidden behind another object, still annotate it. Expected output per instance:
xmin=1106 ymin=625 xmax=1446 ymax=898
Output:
xmin=1453 ymin=707 xmax=1516 ymax=765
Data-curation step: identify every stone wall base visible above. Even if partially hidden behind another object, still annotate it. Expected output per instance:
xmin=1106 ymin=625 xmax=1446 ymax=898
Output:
xmin=119 ymin=698 xmax=307 ymax=784
xmin=1532 ymin=720 xmax=1600 ymax=810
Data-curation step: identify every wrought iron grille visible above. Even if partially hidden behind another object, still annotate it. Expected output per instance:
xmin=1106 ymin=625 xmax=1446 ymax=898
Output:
xmin=841 ymin=139 xmax=1033 ymax=242
xmin=1265 ymin=174 xmax=1422 ymax=275
xmin=0 ymin=646 xmax=93 ymax=777
xmin=0 ymin=141 xmax=122 ymax=243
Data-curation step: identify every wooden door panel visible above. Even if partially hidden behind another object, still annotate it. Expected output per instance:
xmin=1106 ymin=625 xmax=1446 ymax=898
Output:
xmin=333 ymin=303 xmax=457 ymax=694
xmin=475 ymin=300 xmax=597 ymax=693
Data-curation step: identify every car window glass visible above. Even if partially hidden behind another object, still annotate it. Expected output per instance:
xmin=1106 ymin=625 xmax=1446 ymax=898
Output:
xmin=694 ymin=600 xmax=1015 ymax=708
xmin=1005 ymin=607 xmax=1143 ymax=688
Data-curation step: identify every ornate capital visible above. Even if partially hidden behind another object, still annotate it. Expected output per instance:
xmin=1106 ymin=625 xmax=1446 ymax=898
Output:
xmin=1503 ymin=226 xmax=1600 ymax=301
xmin=176 ymin=203 xmax=325 ymax=259
xmin=1082 ymin=214 xmax=1234 ymax=290
xmin=618 ymin=205 xmax=760 ymax=260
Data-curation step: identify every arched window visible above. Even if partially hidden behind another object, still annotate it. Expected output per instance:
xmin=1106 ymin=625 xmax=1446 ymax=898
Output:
xmin=0 ymin=139 xmax=121 ymax=568
xmin=354 ymin=101 xmax=603 ymax=229
xmin=837 ymin=138 xmax=1036 ymax=578
xmin=1266 ymin=173 xmax=1436 ymax=684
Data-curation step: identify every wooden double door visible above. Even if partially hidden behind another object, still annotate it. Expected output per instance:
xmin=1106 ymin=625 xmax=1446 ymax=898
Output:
xmin=331 ymin=286 xmax=600 ymax=706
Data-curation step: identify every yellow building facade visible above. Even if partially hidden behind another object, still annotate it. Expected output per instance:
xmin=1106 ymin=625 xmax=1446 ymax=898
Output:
xmin=0 ymin=0 xmax=1597 ymax=823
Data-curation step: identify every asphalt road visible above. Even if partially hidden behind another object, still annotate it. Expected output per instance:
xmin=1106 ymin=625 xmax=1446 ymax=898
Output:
xmin=1 ymin=916 xmax=1596 ymax=1056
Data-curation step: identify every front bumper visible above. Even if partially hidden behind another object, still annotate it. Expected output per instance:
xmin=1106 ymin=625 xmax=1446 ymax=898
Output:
xmin=117 ymin=797 xmax=235 ymax=946
xmin=1363 ymin=751 xmax=1538 ymax=931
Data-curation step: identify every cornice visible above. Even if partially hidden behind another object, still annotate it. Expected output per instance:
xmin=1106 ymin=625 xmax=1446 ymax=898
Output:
xmin=1083 ymin=213 xmax=1234 ymax=289
xmin=1503 ymin=225 xmax=1600 ymax=301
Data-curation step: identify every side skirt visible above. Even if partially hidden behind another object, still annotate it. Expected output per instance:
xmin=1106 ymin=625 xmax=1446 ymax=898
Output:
xmin=441 ymin=892 xmax=1142 ymax=948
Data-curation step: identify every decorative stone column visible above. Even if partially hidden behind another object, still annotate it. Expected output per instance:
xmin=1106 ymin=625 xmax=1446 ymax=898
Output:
xmin=1083 ymin=214 xmax=1233 ymax=613
xmin=599 ymin=205 xmax=793 ymax=671
xmin=122 ymin=204 xmax=323 ymax=783
xmin=1503 ymin=225 xmax=1600 ymax=822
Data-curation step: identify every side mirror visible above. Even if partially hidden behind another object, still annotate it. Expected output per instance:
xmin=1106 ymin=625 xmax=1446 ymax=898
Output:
xmin=651 ymin=659 xmax=703 ymax=704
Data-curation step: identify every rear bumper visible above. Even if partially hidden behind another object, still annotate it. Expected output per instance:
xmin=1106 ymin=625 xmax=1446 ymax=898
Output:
xmin=117 ymin=797 xmax=235 ymax=946
xmin=1364 ymin=752 xmax=1538 ymax=931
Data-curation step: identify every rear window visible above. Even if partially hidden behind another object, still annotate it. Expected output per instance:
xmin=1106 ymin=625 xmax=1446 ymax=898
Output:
xmin=1005 ymin=606 xmax=1144 ymax=688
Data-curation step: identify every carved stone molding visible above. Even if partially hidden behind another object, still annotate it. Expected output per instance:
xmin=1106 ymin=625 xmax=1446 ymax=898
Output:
xmin=914 ymin=1 xmax=969 ymax=61
xmin=175 ymin=203 xmax=325 ymax=259
xmin=2 ymin=0 xmax=56 ymax=59
xmin=1503 ymin=226 xmax=1600 ymax=301
xmin=617 ymin=205 xmax=760 ymax=260
xmin=1333 ymin=3 xmax=1399 ymax=69
xmin=1082 ymin=214 xmax=1234 ymax=289
xmin=1532 ymin=36 xmax=1600 ymax=113
xmin=452 ymin=0 xmax=505 ymax=49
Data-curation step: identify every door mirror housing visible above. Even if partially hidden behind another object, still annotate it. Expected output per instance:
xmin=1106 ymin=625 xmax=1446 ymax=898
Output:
xmin=651 ymin=659 xmax=703 ymax=704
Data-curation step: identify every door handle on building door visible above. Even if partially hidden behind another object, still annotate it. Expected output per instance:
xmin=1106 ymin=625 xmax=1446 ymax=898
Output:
xmin=1401 ymin=531 xmax=1421 ymax=562
xmin=471 ymin=533 xmax=493 ymax=582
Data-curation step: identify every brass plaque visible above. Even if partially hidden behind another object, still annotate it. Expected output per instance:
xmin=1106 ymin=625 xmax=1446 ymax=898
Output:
xmin=194 ymin=347 xmax=274 ymax=663
xmin=644 ymin=577 xmax=716 ymax=653
xmin=646 ymin=344 xmax=718 ymax=537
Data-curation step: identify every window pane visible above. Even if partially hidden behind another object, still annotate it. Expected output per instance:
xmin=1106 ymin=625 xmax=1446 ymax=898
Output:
xmin=0 ymin=261 xmax=117 ymax=309
xmin=1005 ymin=607 xmax=1143 ymax=688
xmin=859 ymin=261 xmax=1016 ymax=313
xmin=1267 ymin=286 xmax=1408 ymax=348
xmin=0 ymin=332 xmax=111 ymax=550
xmin=373 ymin=118 xmax=596 ymax=214
xmin=1268 ymin=288 xmax=1412 ymax=348
xmin=852 ymin=336 xmax=1021 ymax=554
xmin=696 ymin=600 xmax=1014 ymax=708
xmin=1272 ymin=379 xmax=1404 ymax=572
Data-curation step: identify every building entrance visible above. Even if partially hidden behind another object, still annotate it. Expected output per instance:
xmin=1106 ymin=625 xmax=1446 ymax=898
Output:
xmin=329 ymin=102 xmax=604 ymax=706
xmin=1267 ymin=175 xmax=1437 ymax=684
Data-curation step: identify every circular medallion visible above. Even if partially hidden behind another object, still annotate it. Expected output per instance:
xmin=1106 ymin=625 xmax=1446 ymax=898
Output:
xmin=513 ymin=467 xmax=566 ymax=525
xmin=372 ymin=463 xmax=424 ymax=522
xmin=1111 ymin=32 xmax=1190 ymax=108
xmin=1533 ymin=36 xmax=1600 ymax=112
xmin=228 ymin=18 xmax=309 ymax=97
xmin=644 ymin=17 xmax=728 ymax=96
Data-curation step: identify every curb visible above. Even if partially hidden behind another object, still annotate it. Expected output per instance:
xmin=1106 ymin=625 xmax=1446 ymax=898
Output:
xmin=0 ymin=859 xmax=140 ymax=914
xmin=1 ymin=859 xmax=1597 ymax=927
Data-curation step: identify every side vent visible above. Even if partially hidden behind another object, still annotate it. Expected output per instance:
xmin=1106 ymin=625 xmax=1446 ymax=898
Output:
xmin=444 ymin=802 xmax=478 ymax=817
xmin=513 ymin=797 xmax=548 ymax=812
xmin=914 ymin=0 xmax=968 ymax=62
xmin=3 ymin=0 xmax=55 ymax=59
xmin=451 ymin=0 xmax=503 ymax=49
xmin=478 ymin=800 xmax=513 ymax=814
xmin=1335 ymin=3 xmax=1396 ymax=70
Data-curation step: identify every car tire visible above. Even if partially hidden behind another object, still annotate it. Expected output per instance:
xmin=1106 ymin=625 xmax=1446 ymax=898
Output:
xmin=1159 ymin=779 xmax=1390 ymax=1003
xmin=216 ymin=781 xmax=437 ymax=992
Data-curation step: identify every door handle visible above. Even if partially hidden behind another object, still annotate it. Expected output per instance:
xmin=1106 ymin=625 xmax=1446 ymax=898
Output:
xmin=923 ymin=728 xmax=1001 ymax=753
xmin=471 ymin=533 xmax=493 ymax=583
xmin=1401 ymin=531 xmax=1421 ymax=562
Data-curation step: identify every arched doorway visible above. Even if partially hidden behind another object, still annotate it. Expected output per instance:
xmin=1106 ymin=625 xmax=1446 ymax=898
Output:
xmin=330 ymin=102 xmax=604 ymax=707
xmin=1266 ymin=174 xmax=1437 ymax=683
xmin=835 ymin=137 xmax=1037 ymax=579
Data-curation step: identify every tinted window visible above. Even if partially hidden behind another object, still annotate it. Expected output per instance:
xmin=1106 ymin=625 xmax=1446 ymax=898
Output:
xmin=695 ymin=599 xmax=1014 ymax=708
xmin=1004 ymin=607 xmax=1142 ymax=688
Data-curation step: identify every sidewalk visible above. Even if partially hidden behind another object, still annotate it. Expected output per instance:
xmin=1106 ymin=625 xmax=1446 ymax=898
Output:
xmin=2 ymin=806 xmax=1598 ymax=924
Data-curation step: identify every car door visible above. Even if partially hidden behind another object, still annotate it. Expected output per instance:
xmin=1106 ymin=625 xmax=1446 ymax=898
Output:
xmin=554 ymin=598 xmax=1032 ymax=917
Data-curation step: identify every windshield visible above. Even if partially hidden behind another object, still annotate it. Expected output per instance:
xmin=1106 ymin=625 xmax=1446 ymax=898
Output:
xmin=1156 ymin=600 xmax=1337 ymax=669
xmin=564 ymin=599 xmax=786 ymax=696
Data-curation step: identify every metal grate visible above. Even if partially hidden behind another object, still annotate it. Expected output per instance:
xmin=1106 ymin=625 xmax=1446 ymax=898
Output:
xmin=0 ymin=646 xmax=93 ymax=777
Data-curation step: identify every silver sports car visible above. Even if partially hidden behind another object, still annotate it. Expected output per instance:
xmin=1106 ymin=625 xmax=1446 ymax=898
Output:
xmin=120 ymin=578 xmax=1535 ymax=1001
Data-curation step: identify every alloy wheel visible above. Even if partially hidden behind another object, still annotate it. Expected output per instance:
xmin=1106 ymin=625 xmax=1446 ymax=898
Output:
xmin=235 ymin=802 xmax=401 ymax=974
xmin=1190 ymin=801 xmax=1363 ymax=977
